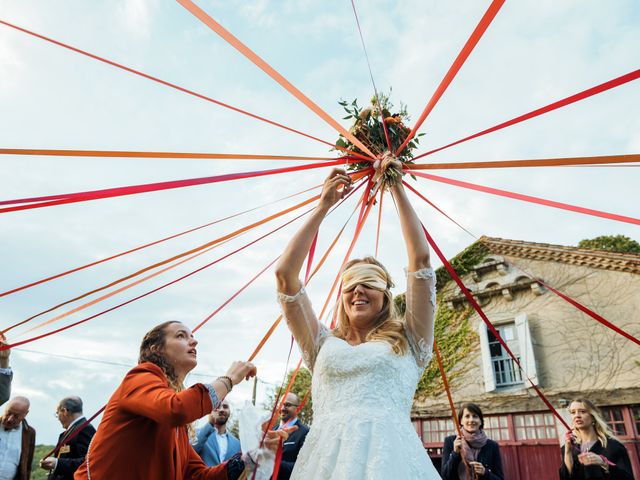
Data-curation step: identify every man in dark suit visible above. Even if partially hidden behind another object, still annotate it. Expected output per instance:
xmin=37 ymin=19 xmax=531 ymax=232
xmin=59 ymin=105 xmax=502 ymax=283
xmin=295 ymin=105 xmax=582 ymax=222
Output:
xmin=195 ymin=400 xmax=242 ymax=466
xmin=39 ymin=396 xmax=96 ymax=480
xmin=0 ymin=396 xmax=35 ymax=480
xmin=276 ymin=393 xmax=309 ymax=480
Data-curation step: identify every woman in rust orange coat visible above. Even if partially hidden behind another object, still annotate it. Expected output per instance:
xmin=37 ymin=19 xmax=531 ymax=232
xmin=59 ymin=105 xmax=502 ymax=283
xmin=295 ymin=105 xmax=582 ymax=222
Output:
xmin=75 ymin=321 xmax=283 ymax=480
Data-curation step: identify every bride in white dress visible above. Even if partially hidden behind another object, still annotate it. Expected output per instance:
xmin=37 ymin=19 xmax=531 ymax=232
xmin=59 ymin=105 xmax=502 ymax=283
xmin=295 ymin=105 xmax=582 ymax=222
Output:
xmin=275 ymin=160 xmax=442 ymax=479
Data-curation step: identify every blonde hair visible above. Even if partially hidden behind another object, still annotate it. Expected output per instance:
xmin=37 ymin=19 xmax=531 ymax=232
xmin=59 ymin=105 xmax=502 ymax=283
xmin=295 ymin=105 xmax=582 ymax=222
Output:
xmin=569 ymin=398 xmax=616 ymax=448
xmin=333 ymin=257 xmax=408 ymax=355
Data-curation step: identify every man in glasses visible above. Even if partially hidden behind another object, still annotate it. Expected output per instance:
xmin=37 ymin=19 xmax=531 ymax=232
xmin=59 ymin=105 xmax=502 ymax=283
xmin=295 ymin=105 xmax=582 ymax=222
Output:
xmin=39 ymin=396 xmax=96 ymax=480
xmin=276 ymin=393 xmax=309 ymax=480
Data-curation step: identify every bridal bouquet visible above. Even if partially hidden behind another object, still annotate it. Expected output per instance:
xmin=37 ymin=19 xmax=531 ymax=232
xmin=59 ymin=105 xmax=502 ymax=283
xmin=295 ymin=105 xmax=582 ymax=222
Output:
xmin=335 ymin=92 xmax=423 ymax=187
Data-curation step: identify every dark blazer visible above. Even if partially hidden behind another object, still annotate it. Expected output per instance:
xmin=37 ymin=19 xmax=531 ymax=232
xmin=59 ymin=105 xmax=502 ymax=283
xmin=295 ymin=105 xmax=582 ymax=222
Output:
xmin=442 ymin=434 xmax=504 ymax=480
xmin=559 ymin=437 xmax=633 ymax=480
xmin=15 ymin=419 xmax=36 ymax=480
xmin=0 ymin=368 xmax=11 ymax=406
xmin=278 ymin=421 xmax=309 ymax=480
xmin=49 ymin=418 xmax=96 ymax=480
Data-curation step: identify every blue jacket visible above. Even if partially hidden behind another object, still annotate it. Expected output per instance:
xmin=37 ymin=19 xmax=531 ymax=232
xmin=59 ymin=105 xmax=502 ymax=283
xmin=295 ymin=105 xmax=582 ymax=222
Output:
xmin=194 ymin=423 xmax=241 ymax=466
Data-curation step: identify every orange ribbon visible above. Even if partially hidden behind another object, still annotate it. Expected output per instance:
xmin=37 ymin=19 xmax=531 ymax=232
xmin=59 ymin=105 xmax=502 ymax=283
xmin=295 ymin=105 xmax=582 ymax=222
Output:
xmin=0 ymin=148 xmax=339 ymax=162
xmin=177 ymin=0 xmax=376 ymax=160
xmin=409 ymin=153 xmax=640 ymax=170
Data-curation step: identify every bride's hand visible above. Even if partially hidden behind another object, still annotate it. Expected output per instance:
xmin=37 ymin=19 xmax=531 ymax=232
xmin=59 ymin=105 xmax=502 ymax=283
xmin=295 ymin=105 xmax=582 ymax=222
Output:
xmin=372 ymin=151 xmax=403 ymax=187
xmin=319 ymin=169 xmax=353 ymax=210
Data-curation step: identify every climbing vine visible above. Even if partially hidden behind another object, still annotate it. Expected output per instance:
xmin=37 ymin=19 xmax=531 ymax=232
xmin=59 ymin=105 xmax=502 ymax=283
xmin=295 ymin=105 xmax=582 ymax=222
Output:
xmin=435 ymin=240 xmax=490 ymax=291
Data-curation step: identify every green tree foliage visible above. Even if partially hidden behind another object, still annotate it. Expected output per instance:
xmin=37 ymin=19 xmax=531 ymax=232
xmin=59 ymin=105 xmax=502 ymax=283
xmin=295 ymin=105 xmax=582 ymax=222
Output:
xmin=31 ymin=445 xmax=55 ymax=480
xmin=578 ymin=235 xmax=640 ymax=254
xmin=265 ymin=367 xmax=313 ymax=426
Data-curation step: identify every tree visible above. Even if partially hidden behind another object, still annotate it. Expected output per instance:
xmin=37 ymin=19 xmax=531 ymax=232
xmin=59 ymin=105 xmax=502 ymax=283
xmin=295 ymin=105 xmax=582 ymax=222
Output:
xmin=578 ymin=235 xmax=640 ymax=254
xmin=265 ymin=367 xmax=313 ymax=426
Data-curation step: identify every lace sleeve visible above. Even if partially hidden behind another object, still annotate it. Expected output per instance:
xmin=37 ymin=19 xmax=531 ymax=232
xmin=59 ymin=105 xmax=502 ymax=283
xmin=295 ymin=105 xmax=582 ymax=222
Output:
xmin=403 ymin=267 xmax=436 ymax=369
xmin=277 ymin=285 xmax=328 ymax=371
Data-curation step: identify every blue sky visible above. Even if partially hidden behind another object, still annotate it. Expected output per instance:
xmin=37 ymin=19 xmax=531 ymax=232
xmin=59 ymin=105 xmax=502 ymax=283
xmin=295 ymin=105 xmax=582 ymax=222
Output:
xmin=1 ymin=0 xmax=638 ymax=444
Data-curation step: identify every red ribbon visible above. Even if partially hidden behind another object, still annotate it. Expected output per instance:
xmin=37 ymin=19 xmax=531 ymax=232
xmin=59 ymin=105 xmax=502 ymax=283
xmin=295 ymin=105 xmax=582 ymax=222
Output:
xmin=414 ymin=69 xmax=640 ymax=159
xmin=44 ymin=406 xmax=106 ymax=459
xmin=421 ymin=225 xmax=571 ymax=430
xmin=0 ymin=184 xmax=319 ymax=300
xmin=397 ymin=0 xmax=505 ymax=156
xmin=402 ymin=180 xmax=476 ymax=237
xmin=304 ymin=233 xmax=319 ymax=285
xmin=0 ymin=159 xmax=346 ymax=213
xmin=408 ymin=170 xmax=640 ymax=226
xmin=0 ymin=20 xmax=352 ymax=153
xmin=406 ymin=188 xmax=640 ymax=350
xmin=537 ymin=281 xmax=640 ymax=346
xmin=1 ymin=208 xmax=311 ymax=350
xmin=192 ymin=257 xmax=280 ymax=333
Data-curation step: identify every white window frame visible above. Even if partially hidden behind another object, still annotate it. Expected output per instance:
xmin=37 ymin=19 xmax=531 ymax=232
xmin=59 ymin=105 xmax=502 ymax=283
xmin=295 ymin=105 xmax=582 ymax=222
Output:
xmin=479 ymin=313 xmax=538 ymax=392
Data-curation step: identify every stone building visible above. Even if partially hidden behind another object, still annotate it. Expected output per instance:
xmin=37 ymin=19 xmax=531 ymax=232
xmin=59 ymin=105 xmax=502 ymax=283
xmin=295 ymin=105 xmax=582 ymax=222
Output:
xmin=412 ymin=237 xmax=640 ymax=479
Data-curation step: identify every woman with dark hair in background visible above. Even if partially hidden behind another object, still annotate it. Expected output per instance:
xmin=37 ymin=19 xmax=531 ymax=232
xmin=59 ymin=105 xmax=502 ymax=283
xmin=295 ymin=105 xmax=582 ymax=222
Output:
xmin=560 ymin=398 xmax=633 ymax=480
xmin=74 ymin=320 xmax=290 ymax=480
xmin=442 ymin=403 xmax=504 ymax=480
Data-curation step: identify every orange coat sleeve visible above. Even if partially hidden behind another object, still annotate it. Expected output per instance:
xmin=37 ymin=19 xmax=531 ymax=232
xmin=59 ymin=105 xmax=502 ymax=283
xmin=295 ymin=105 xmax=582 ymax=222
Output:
xmin=186 ymin=443 xmax=229 ymax=480
xmin=118 ymin=363 xmax=214 ymax=427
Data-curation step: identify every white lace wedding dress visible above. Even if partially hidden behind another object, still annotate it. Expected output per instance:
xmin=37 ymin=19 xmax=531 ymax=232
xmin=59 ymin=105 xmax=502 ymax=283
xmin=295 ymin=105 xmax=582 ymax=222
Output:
xmin=278 ymin=268 xmax=442 ymax=480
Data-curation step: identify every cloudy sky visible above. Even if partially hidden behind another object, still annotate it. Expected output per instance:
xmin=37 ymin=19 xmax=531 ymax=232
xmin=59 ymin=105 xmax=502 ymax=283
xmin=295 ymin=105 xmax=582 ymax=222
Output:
xmin=1 ymin=0 xmax=638 ymax=444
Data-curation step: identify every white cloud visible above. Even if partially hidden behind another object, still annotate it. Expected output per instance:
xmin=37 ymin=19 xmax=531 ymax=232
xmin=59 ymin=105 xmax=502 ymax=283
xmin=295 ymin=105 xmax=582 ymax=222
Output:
xmin=115 ymin=0 xmax=158 ymax=39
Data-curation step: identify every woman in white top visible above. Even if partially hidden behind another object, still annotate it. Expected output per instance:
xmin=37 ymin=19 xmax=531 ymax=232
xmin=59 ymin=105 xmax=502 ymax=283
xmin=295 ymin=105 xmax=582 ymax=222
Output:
xmin=275 ymin=159 xmax=441 ymax=480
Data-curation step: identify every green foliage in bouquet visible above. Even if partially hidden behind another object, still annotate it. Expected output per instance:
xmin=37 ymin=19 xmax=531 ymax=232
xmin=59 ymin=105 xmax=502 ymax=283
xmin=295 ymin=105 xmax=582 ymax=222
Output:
xmin=334 ymin=91 xmax=424 ymax=182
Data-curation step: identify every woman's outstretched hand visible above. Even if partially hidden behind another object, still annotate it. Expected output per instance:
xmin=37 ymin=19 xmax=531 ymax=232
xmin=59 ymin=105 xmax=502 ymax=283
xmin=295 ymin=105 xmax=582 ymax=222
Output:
xmin=226 ymin=361 xmax=257 ymax=386
xmin=319 ymin=168 xmax=353 ymax=210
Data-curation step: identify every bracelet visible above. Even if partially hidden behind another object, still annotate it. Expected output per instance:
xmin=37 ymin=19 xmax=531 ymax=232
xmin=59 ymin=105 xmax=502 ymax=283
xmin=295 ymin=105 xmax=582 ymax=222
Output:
xmin=215 ymin=376 xmax=233 ymax=394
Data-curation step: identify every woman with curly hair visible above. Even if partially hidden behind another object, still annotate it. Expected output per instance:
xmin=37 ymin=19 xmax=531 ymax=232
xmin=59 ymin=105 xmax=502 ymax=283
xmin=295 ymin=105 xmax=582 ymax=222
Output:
xmin=74 ymin=321 xmax=287 ymax=480
xmin=560 ymin=398 xmax=633 ymax=480
xmin=275 ymin=161 xmax=440 ymax=479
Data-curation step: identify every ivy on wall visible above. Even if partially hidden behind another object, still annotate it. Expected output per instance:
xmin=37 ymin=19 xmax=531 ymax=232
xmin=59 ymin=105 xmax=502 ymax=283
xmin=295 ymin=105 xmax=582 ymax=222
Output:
xmin=394 ymin=240 xmax=490 ymax=397
xmin=435 ymin=240 xmax=490 ymax=291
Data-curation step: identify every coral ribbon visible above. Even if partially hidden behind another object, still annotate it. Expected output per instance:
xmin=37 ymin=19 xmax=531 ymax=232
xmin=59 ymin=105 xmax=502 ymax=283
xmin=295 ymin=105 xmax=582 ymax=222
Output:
xmin=407 ymin=171 xmax=640 ymax=226
xmin=397 ymin=0 xmax=505 ymax=156
xmin=176 ymin=0 xmax=376 ymax=159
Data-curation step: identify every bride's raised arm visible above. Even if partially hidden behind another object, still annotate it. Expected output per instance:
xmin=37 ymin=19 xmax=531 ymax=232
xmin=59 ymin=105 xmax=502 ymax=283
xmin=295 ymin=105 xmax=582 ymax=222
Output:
xmin=390 ymin=174 xmax=436 ymax=368
xmin=275 ymin=169 xmax=353 ymax=369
